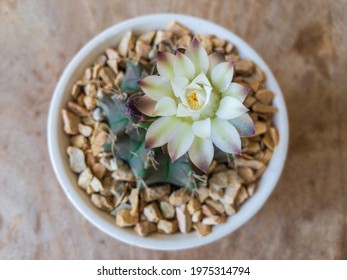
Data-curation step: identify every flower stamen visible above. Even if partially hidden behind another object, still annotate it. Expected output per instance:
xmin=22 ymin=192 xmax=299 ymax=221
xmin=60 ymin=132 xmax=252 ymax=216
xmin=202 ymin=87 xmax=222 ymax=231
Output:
xmin=187 ymin=90 xmax=203 ymax=110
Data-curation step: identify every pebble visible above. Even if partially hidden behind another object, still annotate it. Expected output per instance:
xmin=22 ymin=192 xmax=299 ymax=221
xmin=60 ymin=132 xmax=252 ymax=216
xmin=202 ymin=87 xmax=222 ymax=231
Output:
xmin=187 ymin=198 xmax=201 ymax=215
xmin=143 ymin=203 xmax=162 ymax=223
xmin=112 ymin=165 xmax=135 ymax=182
xmin=193 ymin=223 xmax=212 ymax=237
xmin=116 ymin=209 xmax=138 ymax=227
xmin=91 ymin=194 xmax=113 ymax=212
xmin=175 ymin=205 xmax=192 ymax=233
xmin=134 ymin=221 xmax=157 ymax=237
xmin=159 ymin=201 xmax=175 ymax=219
xmin=191 ymin=210 xmax=203 ymax=223
xmin=77 ymin=167 xmax=93 ymax=190
xmin=209 ymin=170 xmax=243 ymax=189
xmin=142 ymin=184 xmax=170 ymax=202
xmin=78 ymin=123 xmax=93 ymax=137
xmin=62 ymin=109 xmax=80 ymax=135
xmin=157 ymin=220 xmax=178 ymax=234
xmin=169 ymin=188 xmax=191 ymax=206
xmin=202 ymin=215 xmax=227 ymax=225
xmin=67 ymin=146 xmax=86 ymax=173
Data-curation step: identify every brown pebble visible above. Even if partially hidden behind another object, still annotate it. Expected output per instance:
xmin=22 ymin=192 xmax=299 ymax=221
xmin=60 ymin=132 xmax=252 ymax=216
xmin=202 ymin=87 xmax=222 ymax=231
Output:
xmin=157 ymin=220 xmax=178 ymax=234
xmin=116 ymin=209 xmax=138 ymax=227
xmin=193 ymin=223 xmax=212 ymax=237
xmin=169 ymin=188 xmax=191 ymax=206
xmin=134 ymin=221 xmax=157 ymax=237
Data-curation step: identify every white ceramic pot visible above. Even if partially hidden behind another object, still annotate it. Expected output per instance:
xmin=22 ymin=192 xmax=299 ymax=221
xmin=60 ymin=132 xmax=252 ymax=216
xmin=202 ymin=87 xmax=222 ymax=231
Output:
xmin=47 ymin=14 xmax=289 ymax=250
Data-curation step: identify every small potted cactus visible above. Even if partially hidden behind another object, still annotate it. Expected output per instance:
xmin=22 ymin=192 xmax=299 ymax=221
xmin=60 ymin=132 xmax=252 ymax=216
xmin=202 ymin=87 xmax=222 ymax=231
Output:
xmin=51 ymin=16 xmax=287 ymax=248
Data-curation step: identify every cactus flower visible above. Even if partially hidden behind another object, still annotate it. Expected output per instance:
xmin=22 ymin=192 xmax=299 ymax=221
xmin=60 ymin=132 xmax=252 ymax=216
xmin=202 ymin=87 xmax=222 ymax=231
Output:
xmin=136 ymin=37 xmax=255 ymax=172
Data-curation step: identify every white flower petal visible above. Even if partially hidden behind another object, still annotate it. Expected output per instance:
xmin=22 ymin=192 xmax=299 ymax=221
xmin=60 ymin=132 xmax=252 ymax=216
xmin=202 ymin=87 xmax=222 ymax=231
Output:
xmin=188 ymin=137 xmax=214 ymax=172
xmin=222 ymin=82 xmax=250 ymax=102
xmin=145 ymin=117 xmax=181 ymax=149
xmin=153 ymin=96 xmax=177 ymax=116
xmin=156 ymin=51 xmax=175 ymax=79
xmin=174 ymin=52 xmax=195 ymax=80
xmin=211 ymin=61 xmax=234 ymax=92
xmin=192 ymin=72 xmax=211 ymax=86
xmin=192 ymin=118 xmax=211 ymax=139
xmin=135 ymin=95 xmax=157 ymax=116
xmin=171 ymin=77 xmax=189 ymax=97
xmin=207 ymin=52 xmax=225 ymax=77
xmin=216 ymin=96 xmax=249 ymax=120
xmin=138 ymin=75 xmax=174 ymax=101
xmin=185 ymin=82 xmax=201 ymax=91
xmin=176 ymin=104 xmax=192 ymax=117
xmin=229 ymin=113 xmax=255 ymax=137
xmin=211 ymin=118 xmax=241 ymax=154
xmin=185 ymin=37 xmax=209 ymax=75
xmin=168 ymin=122 xmax=194 ymax=161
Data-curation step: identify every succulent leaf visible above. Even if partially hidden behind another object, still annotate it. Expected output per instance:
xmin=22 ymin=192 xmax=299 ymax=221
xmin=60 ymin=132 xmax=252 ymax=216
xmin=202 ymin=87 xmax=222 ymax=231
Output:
xmin=121 ymin=60 xmax=144 ymax=93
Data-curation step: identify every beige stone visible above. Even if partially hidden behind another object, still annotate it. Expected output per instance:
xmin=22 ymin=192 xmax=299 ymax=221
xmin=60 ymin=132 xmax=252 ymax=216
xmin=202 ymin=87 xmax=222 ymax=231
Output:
xmin=71 ymin=83 xmax=82 ymax=99
xmin=116 ymin=209 xmax=138 ymax=227
xmin=67 ymin=146 xmax=86 ymax=173
xmin=142 ymin=184 xmax=170 ymax=202
xmin=191 ymin=210 xmax=203 ymax=223
xmin=202 ymin=204 xmax=217 ymax=217
xmin=175 ymin=205 xmax=192 ymax=233
xmin=193 ymin=223 xmax=212 ymax=237
xmin=209 ymin=184 xmax=224 ymax=200
xmin=157 ymin=220 xmax=178 ymax=234
xmin=197 ymin=186 xmax=209 ymax=203
xmin=100 ymin=157 xmax=118 ymax=171
xmin=169 ymin=188 xmax=191 ymax=206
xmin=91 ymin=194 xmax=113 ymax=212
xmin=238 ymin=167 xmax=255 ymax=183
xmin=138 ymin=31 xmax=156 ymax=44
xmin=134 ymin=221 xmax=157 ymax=237
xmin=83 ymin=96 xmax=97 ymax=110
xmin=112 ymin=165 xmax=135 ymax=182
xmin=236 ymin=186 xmax=249 ymax=206
xmin=78 ymin=123 xmax=93 ymax=137
xmin=90 ymin=177 xmax=103 ymax=193
xmin=143 ymin=203 xmax=162 ymax=223
xmin=202 ymin=215 xmax=227 ymax=225
xmin=209 ymin=170 xmax=243 ymax=189
xmin=77 ymin=167 xmax=93 ymax=190
xmin=62 ymin=109 xmax=80 ymax=135
xmin=135 ymin=40 xmax=151 ymax=60
xmin=99 ymin=67 xmax=116 ymax=87
xmin=236 ymin=158 xmax=265 ymax=170
xmin=187 ymin=198 xmax=201 ymax=215
xmin=269 ymin=127 xmax=279 ymax=146
xmin=252 ymin=102 xmax=278 ymax=114
xmin=159 ymin=201 xmax=175 ymax=219
xmin=117 ymin=31 xmax=135 ymax=57
xmin=235 ymin=59 xmax=254 ymax=76
xmin=70 ymin=134 xmax=87 ymax=149
xmin=129 ymin=188 xmax=140 ymax=215
xmin=223 ymin=184 xmax=242 ymax=205
xmin=165 ymin=21 xmax=190 ymax=37
xmin=255 ymin=89 xmax=275 ymax=105
xmin=205 ymin=199 xmax=225 ymax=214
xmin=92 ymin=163 xmax=106 ymax=180
xmin=176 ymin=35 xmax=192 ymax=48
xmin=225 ymin=205 xmax=236 ymax=216
xmin=67 ymin=101 xmax=89 ymax=117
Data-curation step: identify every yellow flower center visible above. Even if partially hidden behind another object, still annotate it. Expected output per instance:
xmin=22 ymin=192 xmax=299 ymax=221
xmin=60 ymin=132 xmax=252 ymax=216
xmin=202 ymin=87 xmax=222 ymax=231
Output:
xmin=187 ymin=90 xmax=203 ymax=110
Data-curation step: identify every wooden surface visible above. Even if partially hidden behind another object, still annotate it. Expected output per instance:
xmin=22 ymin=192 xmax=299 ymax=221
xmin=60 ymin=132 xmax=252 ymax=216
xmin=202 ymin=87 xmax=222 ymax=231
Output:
xmin=0 ymin=0 xmax=346 ymax=259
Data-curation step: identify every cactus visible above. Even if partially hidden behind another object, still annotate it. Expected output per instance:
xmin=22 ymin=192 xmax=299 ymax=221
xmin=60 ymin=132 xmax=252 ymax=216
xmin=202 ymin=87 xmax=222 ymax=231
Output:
xmin=98 ymin=62 xmax=197 ymax=189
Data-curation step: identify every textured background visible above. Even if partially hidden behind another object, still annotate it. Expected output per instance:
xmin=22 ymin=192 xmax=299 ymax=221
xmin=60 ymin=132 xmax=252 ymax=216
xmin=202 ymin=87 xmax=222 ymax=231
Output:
xmin=0 ymin=0 xmax=346 ymax=259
